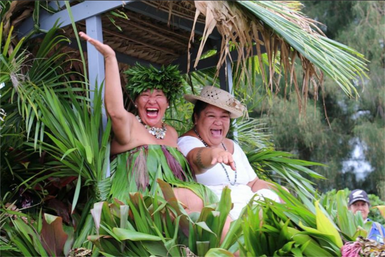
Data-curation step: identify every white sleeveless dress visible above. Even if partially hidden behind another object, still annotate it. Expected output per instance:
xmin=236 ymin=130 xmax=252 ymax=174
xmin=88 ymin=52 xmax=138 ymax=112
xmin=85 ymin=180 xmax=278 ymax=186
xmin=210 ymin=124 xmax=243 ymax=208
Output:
xmin=178 ymin=136 xmax=280 ymax=219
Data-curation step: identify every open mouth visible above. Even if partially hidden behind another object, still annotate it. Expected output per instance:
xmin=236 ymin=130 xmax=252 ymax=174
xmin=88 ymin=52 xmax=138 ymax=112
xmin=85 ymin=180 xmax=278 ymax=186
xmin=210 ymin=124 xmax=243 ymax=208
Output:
xmin=211 ymin=129 xmax=222 ymax=137
xmin=146 ymin=108 xmax=159 ymax=118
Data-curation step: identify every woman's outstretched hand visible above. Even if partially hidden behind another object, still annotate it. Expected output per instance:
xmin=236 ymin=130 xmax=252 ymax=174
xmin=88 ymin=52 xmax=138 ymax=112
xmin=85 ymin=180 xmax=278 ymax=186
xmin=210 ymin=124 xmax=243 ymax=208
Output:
xmin=211 ymin=148 xmax=237 ymax=171
xmin=79 ymin=31 xmax=115 ymax=59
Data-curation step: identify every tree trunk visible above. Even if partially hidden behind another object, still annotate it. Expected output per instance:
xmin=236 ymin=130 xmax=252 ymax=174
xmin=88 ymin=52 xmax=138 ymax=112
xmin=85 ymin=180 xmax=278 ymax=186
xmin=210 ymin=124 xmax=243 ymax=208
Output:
xmin=376 ymin=176 xmax=385 ymax=201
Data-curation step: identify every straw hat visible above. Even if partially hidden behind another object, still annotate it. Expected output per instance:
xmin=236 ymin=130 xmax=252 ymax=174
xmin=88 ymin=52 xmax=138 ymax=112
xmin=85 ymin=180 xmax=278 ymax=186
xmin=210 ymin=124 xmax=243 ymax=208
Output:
xmin=184 ymin=86 xmax=246 ymax=118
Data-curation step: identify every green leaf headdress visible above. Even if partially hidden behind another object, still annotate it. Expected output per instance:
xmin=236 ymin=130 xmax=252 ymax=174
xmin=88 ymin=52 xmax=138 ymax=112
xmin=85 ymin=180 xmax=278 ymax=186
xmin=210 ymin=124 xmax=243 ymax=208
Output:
xmin=124 ymin=63 xmax=184 ymax=106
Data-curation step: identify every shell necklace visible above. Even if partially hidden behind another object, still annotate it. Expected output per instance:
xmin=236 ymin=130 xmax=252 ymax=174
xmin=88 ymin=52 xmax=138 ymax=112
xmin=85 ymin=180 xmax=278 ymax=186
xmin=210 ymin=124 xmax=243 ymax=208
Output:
xmin=193 ymin=127 xmax=237 ymax=185
xmin=136 ymin=115 xmax=167 ymax=139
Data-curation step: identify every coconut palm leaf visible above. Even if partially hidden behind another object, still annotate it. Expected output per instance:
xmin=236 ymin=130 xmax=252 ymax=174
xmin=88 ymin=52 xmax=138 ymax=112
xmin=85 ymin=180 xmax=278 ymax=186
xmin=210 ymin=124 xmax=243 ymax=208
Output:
xmin=191 ymin=1 xmax=368 ymax=113
xmin=239 ymin=2 xmax=367 ymax=88
xmin=233 ymin=117 xmax=271 ymax=151
xmin=17 ymin=23 xmax=86 ymax=153
xmin=0 ymin=21 xmax=53 ymax=204
xmin=14 ymin=10 xmax=114 ymax=243
xmin=1 ymin=20 xmax=84 ymax=148
xmin=13 ymin=81 xmax=112 ymax=251
xmin=31 ymin=81 xmax=111 ymax=197
xmin=1 ymin=20 xmax=89 ymax=207
xmin=245 ymin=147 xmax=324 ymax=199
xmin=0 ymin=21 xmax=28 ymax=148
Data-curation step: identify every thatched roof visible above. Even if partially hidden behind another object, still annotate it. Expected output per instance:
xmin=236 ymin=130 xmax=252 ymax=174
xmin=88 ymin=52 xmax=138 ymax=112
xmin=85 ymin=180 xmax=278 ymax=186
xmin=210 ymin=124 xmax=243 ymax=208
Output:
xmin=4 ymin=0 xmax=367 ymax=110
xmin=8 ymin=1 xmax=219 ymax=70
xmin=72 ymin=1 xmax=207 ymax=67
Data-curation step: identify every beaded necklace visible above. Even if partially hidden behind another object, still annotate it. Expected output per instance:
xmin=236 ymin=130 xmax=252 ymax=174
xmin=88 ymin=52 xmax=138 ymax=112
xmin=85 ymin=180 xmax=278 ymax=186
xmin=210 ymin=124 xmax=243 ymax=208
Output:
xmin=136 ymin=115 xmax=167 ymax=139
xmin=193 ymin=127 xmax=237 ymax=185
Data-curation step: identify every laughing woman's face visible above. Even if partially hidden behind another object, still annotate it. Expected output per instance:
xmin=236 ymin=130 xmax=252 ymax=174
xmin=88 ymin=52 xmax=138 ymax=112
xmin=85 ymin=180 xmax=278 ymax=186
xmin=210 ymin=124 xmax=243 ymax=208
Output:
xmin=194 ymin=104 xmax=231 ymax=148
xmin=135 ymin=89 xmax=169 ymax=127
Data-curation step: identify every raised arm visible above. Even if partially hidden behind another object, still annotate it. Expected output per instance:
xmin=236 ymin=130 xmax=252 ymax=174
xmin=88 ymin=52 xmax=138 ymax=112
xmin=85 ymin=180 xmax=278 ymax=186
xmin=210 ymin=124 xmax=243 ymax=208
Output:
xmin=79 ymin=32 xmax=133 ymax=145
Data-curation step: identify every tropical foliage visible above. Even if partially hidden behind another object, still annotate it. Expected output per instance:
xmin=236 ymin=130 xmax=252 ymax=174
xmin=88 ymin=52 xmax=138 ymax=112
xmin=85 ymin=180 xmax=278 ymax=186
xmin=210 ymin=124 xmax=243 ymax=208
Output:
xmin=1 ymin=1 xmax=383 ymax=257
xmin=256 ymin=1 xmax=385 ymax=199
xmin=191 ymin=1 xmax=368 ymax=114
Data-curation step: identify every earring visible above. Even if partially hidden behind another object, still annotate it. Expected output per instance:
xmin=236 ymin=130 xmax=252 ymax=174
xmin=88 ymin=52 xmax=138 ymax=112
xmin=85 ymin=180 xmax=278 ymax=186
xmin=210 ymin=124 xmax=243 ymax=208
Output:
xmin=167 ymin=106 xmax=170 ymax=109
xmin=135 ymin=104 xmax=137 ymax=108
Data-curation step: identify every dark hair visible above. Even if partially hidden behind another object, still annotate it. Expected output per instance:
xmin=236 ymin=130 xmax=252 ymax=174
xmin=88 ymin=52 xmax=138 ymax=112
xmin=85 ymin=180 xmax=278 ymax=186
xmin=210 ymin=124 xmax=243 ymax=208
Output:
xmin=192 ymin=100 xmax=209 ymax=123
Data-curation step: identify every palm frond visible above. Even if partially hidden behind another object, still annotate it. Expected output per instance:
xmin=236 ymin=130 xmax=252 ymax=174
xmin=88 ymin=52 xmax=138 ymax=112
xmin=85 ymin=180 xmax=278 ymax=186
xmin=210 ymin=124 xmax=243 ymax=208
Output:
xmin=32 ymin=82 xmax=111 ymax=187
xmin=190 ymin=1 xmax=368 ymax=113
xmin=246 ymin=148 xmax=324 ymax=199
xmin=234 ymin=117 xmax=271 ymax=151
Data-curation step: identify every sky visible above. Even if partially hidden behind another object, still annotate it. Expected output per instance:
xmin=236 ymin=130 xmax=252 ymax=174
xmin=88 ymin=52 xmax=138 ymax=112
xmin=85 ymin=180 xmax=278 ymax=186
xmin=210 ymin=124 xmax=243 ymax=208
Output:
xmin=342 ymin=137 xmax=373 ymax=181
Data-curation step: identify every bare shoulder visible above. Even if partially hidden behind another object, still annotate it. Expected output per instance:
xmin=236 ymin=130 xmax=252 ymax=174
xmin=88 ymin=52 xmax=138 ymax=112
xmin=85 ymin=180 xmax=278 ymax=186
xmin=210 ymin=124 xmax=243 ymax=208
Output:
xmin=180 ymin=129 xmax=195 ymax=138
xmin=111 ymin=112 xmax=149 ymax=151
xmin=166 ymin=124 xmax=178 ymax=139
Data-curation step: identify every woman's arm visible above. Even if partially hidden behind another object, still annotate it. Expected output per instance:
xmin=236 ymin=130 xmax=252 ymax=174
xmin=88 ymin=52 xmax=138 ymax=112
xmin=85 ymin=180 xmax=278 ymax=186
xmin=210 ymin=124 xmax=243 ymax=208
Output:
xmin=247 ymin=177 xmax=275 ymax=192
xmin=186 ymin=147 xmax=236 ymax=174
xmin=248 ymin=177 xmax=289 ymax=204
xmin=79 ymin=32 xmax=133 ymax=146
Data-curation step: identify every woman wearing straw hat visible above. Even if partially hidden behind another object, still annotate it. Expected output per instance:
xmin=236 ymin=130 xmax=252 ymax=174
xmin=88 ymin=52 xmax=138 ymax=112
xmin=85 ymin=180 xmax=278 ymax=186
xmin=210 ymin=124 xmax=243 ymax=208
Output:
xmin=178 ymin=86 xmax=283 ymax=220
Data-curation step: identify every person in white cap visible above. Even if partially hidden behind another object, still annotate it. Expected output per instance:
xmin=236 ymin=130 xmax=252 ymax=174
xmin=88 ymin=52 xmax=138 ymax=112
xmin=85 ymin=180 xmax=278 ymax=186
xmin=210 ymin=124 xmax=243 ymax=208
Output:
xmin=348 ymin=189 xmax=385 ymax=243
xmin=178 ymin=86 xmax=285 ymax=220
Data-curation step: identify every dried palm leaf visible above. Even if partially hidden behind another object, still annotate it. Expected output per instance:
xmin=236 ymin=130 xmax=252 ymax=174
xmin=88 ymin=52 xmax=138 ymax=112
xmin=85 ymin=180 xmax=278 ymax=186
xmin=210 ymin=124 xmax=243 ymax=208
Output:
xmin=189 ymin=1 xmax=368 ymax=113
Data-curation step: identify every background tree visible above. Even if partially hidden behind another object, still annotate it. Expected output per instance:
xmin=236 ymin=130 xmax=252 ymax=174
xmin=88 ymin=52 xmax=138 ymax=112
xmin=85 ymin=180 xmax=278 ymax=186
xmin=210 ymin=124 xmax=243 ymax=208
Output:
xmin=252 ymin=1 xmax=384 ymax=199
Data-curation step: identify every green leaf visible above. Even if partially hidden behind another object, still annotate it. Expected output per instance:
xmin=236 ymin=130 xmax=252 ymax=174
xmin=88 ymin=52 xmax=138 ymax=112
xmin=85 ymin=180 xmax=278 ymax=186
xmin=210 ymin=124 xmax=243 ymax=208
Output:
xmin=85 ymin=144 xmax=93 ymax=164
xmin=71 ymin=174 xmax=82 ymax=213
xmin=61 ymin=148 xmax=77 ymax=161
xmin=288 ymin=230 xmax=332 ymax=257
xmin=196 ymin=222 xmax=215 ymax=234
xmin=112 ymin=228 xmax=162 ymax=241
xmin=374 ymin=205 xmax=385 ymax=219
xmin=141 ymin=241 xmax=168 ymax=256
xmin=205 ymin=248 xmax=234 ymax=256
xmin=315 ymin=200 xmax=343 ymax=248
xmin=197 ymin=241 xmax=210 ymax=256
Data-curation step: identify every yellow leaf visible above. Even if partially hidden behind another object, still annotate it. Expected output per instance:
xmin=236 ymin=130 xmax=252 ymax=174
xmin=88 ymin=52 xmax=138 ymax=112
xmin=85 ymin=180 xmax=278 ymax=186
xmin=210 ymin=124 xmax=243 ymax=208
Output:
xmin=315 ymin=200 xmax=343 ymax=248
xmin=373 ymin=205 xmax=385 ymax=219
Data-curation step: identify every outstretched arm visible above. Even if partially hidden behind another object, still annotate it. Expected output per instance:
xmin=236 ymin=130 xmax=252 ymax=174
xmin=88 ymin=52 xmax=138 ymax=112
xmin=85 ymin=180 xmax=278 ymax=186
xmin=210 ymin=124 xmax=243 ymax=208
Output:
xmin=248 ymin=177 xmax=289 ymax=204
xmin=186 ymin=147 xmax=237 ymax=174
xmin=79 ymin=32 xmax=133 ymax=145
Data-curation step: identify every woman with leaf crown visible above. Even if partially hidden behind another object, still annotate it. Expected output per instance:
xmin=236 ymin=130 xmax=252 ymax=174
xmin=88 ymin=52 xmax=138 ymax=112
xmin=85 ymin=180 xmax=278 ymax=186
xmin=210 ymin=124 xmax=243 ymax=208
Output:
xmin=79 ymin=32 xmax=217 ymax=212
